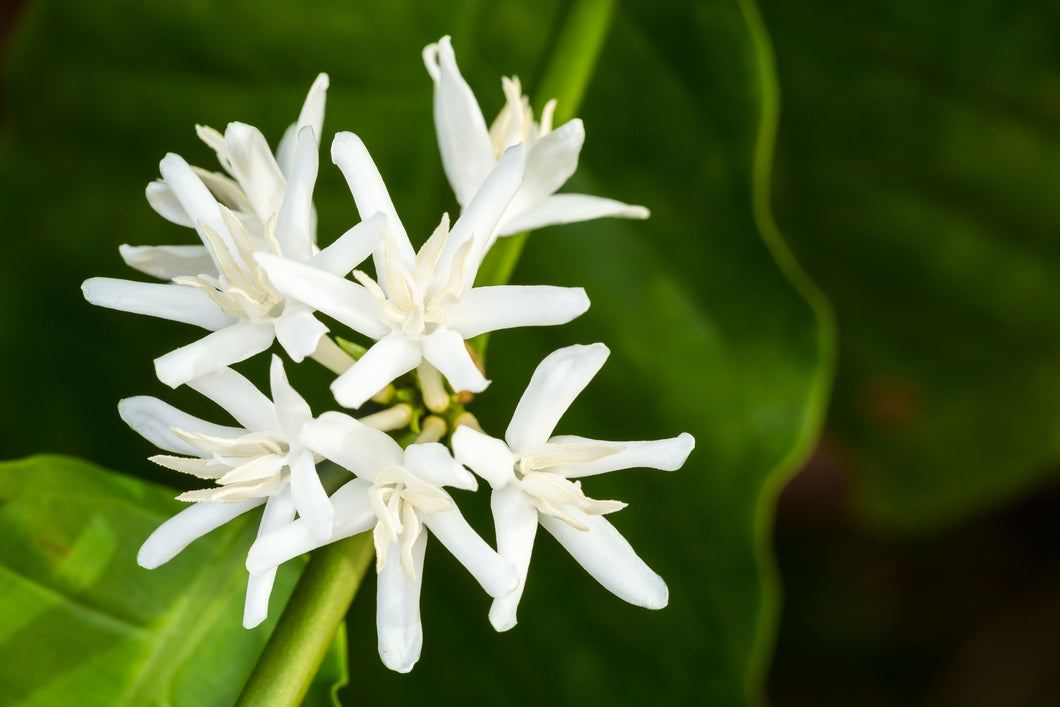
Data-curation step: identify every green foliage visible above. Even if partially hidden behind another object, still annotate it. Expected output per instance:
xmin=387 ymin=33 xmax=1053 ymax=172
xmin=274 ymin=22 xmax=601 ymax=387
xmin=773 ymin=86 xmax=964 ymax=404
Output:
xmin=760 ymin=0 xmax=1060 ymax=531
xmin=0 ymin=455 xmax=345 ymax=706
xmin=0 ymin=0 xmax=832 ymax=705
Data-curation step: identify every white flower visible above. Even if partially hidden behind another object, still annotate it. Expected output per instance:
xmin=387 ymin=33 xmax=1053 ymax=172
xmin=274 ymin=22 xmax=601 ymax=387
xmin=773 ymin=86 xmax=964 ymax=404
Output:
xmin=127 ymin=74 xmax=330 ymax=279
xmin=451 ymin=343 xmax=694 ymax=631
xmin=121 ymin=355 xmax=333 ymax=629
xmin=246 ymin=411 xmax=517 ymax=673
xmin=255 ymin=131 xmax=590 ymax=409
xmin=83 ymin=147 xmax=386 ymax=388
xmin=423 ymin=36 xmax=649 ymax=236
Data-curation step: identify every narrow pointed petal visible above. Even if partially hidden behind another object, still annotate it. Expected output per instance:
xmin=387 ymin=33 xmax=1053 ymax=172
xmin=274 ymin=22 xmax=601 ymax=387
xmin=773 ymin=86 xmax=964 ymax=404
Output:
xmin=298 ymin=74 xmax=329 ymax=143
xmin=423 ymin=36 xmax=496 ymax=207
xmin=187 ymin=364 xmax=279 ymax=433
xmin=159 ymin=153 xmax=235 ymax=270
xmin=403 ymin=442 xmax=477 ymax=491
xmin=255 ymin=252 xmax=389 ymax=339
xmin=145 ymin=180 xmax=194 ymax=227
xmin=488 ymin=485 xmax=540 ymax=631
xmin=450 ymin=426 xmax=516 ymax=490
xmin=376 ymin=534 xmax=426 ymax=673
xmin=275 ymin=125 xmax=319 ymax=262
xmin=247 ymin=479 xmax=375 ymax=573
xmin=154 ymin=322 xmax=275 ymax=389
xmin=421 ymin=327 xmax=488 ymax=395
xmin=119 ymin=244 xmax=216 ymax=280
xmin=423 ymin=507 xmax=515 ymax=598
xmin=547 ymin=433 xmax=695 ymax=478
xmin=504 ymin=119 xmax=583 ymax=218
xmin=225 ymin=122 xmax=286 ymax=221
xmin=138 ymin=498 xmax=263 ymax=569
xmin=119 ymin=396 xmax=243 ymax=455
xmin=539 ymin=512 xmax=668 ymax=609
xmin=308 ymin=212 xmax=386 ymax=276
xmin=500 ymin=193 xmax=650 ymax=237
xmin=82 ymin=278 xmax=234 ymax=330
xmin=288 ymin=448 xmax=333 ymax=541
xmin=274 ymin=305 xmax=328 ymax=363
xmin=445 ymin=143 xmax=526 ymax=278
xmin=268 ymin=355 xmax=313 ymax=434
xmin=330 ymin=132 xmax=412 ymax=262
xmin=331 ymin=335 xmax=422 ymax=409
xmin=505 ymin=343 xmax=610 ymax=451
xmin=244 ymin=491 xmax=298 ymax=628
xmin=449 ymin=285 xmax=589 ymax=339
xmin=300 ymin=412 xmax=402 ymax=478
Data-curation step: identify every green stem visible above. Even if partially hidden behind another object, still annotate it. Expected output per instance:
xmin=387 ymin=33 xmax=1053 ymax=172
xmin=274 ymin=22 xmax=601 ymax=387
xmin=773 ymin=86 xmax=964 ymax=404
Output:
xmin=235 ymin=533 xmax=374 ymax=707
xmin=472 ymin=0 xmax=617 ymax=360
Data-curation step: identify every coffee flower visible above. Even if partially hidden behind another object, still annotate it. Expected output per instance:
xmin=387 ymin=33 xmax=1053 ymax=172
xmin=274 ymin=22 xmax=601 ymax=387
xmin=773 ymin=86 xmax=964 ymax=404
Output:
xmin=452 ymin=343 xmax=694 ymax=631
xmin=122 ymin=356 xmax=333 ymax=628
xmin=424 ymin=36 xmax=648 ymax=236
xmin=256 ymin=132 xmax=590 ymax=408
xmin=247 ymin=411 xmax=516 ymax=673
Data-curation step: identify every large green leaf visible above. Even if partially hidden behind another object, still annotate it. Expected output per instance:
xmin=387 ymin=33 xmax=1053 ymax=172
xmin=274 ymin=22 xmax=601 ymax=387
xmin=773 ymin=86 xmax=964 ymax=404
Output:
xmin=0 ymin=0 xmax=831 ymax=704
xmin=759 ymin=0 xmax=1060 ymax=530
xmin=0 ymin=455 xmax=345 ymax=706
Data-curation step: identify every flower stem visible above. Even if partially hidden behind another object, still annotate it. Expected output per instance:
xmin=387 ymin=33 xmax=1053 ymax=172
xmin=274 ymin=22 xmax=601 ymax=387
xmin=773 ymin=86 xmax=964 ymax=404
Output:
xmin=234 ymin=532 xmax=374 ymax=707
xmin=471 ymin=0 xmax=617 ymax=356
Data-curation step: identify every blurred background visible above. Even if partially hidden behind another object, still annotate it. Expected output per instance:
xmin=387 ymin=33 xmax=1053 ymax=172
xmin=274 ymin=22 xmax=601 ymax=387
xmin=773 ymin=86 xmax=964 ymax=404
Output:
xmin=2 ymin=0 xmax=1059 ymax=705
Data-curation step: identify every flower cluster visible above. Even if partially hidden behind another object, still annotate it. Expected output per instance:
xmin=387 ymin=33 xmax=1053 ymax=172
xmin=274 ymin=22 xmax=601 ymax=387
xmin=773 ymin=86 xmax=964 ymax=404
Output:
xmin=84 ymin=36 xmax=694 ymax=673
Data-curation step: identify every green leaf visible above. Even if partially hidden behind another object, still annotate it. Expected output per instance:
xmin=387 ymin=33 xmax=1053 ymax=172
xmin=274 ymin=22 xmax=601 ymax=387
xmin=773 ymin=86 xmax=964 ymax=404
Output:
xmin=759 ymin=0 xmax=1060 ymax=531
xmin=0 ymin=0 xmax=831 ymax=704
xmin=0 ymin=455 xmax=345 ymax=706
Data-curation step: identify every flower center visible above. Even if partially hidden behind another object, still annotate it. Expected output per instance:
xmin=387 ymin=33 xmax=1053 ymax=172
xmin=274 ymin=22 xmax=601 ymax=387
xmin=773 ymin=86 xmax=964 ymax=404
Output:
xmin=174 ymin=208 xmax=287 ymax=322
xmin=488 ymin=76 xmax=557 ymax=158
xmin=153 ymin=429 xmax=292 ymax=503
xmin=369 ymin=466 xmax=452 ymax=580
xmin=513 ymin=444 xmax=626 ymax=530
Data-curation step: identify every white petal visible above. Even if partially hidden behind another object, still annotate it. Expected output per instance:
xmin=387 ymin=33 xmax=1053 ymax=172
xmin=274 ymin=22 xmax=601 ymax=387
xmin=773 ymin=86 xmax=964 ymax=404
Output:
xmin=423 ymin=506 xmax=515 ymax=598
xmin=244 ymin=491 xmax=298 ymax=628
xmin=138 ymin=498 xmax=263 ymax=569
xmin=145 ymin=180 xmax=194 ymax=227
xmin=225 ymin=122 xmax=286 ymax=221
xmin=300 ymin=412 xmax=402 ymax=479
xmin=275 ymin=125 xmax=319 ymax=262
xmin=376 ymin=533 xmax=426 ymax=673
xmin=499 ymin=193 xmax=650 ymax=237
xmin=547 ymin=433 xmax=695 ymax=478
xmin=118 ymin=396 xmax=243 ymax=455
xmin=274 ymin=305 xmax=328 ymax=363
xmin=423 ymin=36 xmax=496 ymax=207
xmin=330 ymin=132 xmax=413 ymax=264
xmin=539 ymin=512 xmax=668 ymax=609
xmin=449 ymin=285 xmax=589 ymax=339
xmin=82 ymin=278 xmax=233 ymax=330
xmin=444 ymin=143 xmax=526 ymax=279
xmin=503 ymin=118 xmax=583 ymax=219
xmin=450 ymin=426 xmax=516 ymax=490
xmin=505 ymin=343 xmax=610 ymax=451
xmin=254 ymin=252 xmax=389 ymax=340
xmin=159 ymin=153 xmax=236 ymax=270
xmin=331 ymin=335 xmax=422 ymax=409
xmin=421 ymin=327 xmax=488 ymax=395
xmin=269 ymin=355 xmax=313 ymax=433
xmin=288 ymin=448 xmax=333 ymax=541
xmin=402 ymin=442 xmax=477 ymax=491
xmin=488 ymin=485 xmax=539 ymax=631
xmin=119 ymin=244 xmax=215 ymax=280
xmin=155 ymin=321 xmax=275 ymax=389
xmin=246 ymin=479 xmax=375 ymax=573
xmin=308 ymin=212 xmax=386 ymax=276
xmin=187 ymin=363 xmax=279 ymax=433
